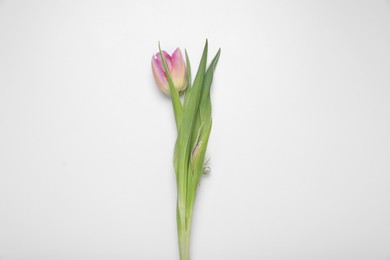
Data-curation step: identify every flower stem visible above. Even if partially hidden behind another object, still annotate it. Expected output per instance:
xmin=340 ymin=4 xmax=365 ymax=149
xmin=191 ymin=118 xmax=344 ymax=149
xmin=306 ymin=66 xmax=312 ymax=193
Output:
xmin=177 ymin=200 xmax=193 ymax=260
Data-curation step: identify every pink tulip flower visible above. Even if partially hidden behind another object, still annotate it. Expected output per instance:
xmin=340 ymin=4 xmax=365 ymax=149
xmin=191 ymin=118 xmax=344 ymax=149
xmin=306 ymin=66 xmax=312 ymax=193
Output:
xmin=151 ymin=48 xmax=187 ymax=95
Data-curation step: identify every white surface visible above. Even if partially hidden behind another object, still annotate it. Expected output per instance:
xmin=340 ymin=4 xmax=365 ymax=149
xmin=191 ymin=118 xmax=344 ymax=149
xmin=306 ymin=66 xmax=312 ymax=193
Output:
xmin=1 ymin=1 xmax=390 ymax=259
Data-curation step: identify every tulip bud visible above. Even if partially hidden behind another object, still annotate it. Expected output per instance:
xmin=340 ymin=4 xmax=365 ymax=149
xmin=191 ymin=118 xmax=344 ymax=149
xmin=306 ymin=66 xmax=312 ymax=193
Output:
xmin=151 ymin=48 xmax=187 ymax=95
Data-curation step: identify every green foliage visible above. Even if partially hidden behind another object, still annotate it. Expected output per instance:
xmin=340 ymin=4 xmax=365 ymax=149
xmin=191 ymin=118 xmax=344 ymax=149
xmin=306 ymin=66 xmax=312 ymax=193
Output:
xmin=159 ymin=42 xmax=182 ymax=130
xmin=158 ymin=40 xmax=220 ymax=260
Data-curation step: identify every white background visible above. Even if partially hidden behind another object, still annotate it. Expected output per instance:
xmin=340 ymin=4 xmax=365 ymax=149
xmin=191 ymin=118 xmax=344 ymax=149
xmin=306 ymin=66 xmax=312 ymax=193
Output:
xmin=1 ymin=1 xmax=390 ymax=259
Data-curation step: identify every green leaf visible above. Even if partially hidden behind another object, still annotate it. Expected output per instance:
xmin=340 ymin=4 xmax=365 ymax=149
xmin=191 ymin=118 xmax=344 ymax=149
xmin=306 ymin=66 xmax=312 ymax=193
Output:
xmin=190 ymin=49 xmax=221 ymax=150
xmin=183 ymin=50 xmax=192 ymax=108
xmin=199 ymin=48 xmax=221 ymax=124
xmin=173 ymin=42 xmax=221 ymax=253
xmin=191 ymin=49 xmax=221 ymax=183
xmin=158 ymin=42 xmax=183 ymax=130
xmin=176 ymin=40 xmax=208 ymax=210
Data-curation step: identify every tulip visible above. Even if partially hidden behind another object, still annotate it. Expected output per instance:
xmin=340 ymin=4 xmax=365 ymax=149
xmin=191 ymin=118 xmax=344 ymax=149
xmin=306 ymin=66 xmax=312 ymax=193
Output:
xmin=151 ymin=48 xmax=187 ymax=95
xmin=151 ymin=41 xmax=221 ymax=260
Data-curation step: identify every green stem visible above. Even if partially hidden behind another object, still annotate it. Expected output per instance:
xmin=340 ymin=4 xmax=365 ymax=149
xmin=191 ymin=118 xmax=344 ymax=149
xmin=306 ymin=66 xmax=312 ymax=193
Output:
xmin=177 ymin=201 xmax=193 ymax=260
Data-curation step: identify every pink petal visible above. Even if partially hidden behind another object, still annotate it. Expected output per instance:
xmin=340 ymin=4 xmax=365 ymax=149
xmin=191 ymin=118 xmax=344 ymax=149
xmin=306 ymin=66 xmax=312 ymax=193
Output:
xmin=172 ymin=48 xmax=185 ymax=74
xmin=170 ymin=48 xmax=186 ymax=91
xmin=151 ymin=48 xmax=187 ymax=95
xmin=155 ymin=51 xmax=172 ymax=72
xmin=171 ymin=48 xmax=184 ymax=71
xmin=151 ymin=56 xmax=164 ymax=79
xmin=151 ymin=55 xmax=169 ymax=94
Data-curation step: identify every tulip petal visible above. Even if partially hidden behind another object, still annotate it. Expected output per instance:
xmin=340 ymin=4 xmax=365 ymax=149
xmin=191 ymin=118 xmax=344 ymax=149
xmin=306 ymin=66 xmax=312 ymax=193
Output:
xmin=170 ymin=48 xmax=187 ymax=92
xmin=152 ymin=55 xmax=169 ymax=94
xmin=151 ymin=46 xmax=187 ymax=96
xmin=171 ymin=48 xmax=185 ymax=74
xmin=171 ymin=48 xmax=183 ymax=66
xmin=152 ymin=55 xmax=165 ymax=79
xmin=155 ymin=51 xmax=172 ymax=71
